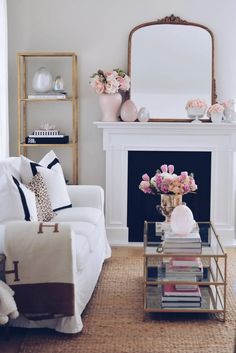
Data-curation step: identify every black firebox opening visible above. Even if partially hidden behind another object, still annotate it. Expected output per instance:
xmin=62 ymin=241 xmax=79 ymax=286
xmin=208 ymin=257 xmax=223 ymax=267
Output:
xmin=127 ymin=151 xmax=211 ymax=242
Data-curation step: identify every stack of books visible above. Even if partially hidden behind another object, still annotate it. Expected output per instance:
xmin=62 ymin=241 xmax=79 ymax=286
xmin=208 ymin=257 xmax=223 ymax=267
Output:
xmin=165 ymin=256 xmax=203 ymax=281
xmin=161 ymin=283 xmax=202 ymax=308
xmin=163 ymin=230 xmax=202 ymax=254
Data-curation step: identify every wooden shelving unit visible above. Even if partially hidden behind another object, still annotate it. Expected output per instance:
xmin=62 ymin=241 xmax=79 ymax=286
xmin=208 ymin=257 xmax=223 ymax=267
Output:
xmin=17 ymin=52 xmax=78 ymax=184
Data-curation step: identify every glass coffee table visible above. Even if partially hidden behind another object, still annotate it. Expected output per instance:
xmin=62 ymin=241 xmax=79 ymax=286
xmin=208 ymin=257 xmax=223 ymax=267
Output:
xmin=143 ymin=221 xmax=227 ymax=321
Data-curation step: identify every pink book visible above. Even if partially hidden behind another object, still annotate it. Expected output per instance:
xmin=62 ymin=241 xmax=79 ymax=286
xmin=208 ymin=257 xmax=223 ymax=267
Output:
xmin=171 ymin=257 xmax=201 ymax=267
xmin=163 ymin=284 xmax=201 ymax=297
xmin=166 ymin=262 xmax=203 ymax=273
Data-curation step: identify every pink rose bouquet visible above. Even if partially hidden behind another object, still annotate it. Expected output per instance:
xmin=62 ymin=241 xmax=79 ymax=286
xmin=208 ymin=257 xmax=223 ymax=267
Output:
xmin=90 ymin=68 xmax=130 ymax=94
xmin=139 ymin=164 xmax=197 ymax=195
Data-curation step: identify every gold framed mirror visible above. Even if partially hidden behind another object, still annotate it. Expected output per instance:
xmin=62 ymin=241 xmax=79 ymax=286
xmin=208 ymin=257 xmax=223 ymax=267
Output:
xmin=128 ymin=15 xmax=216 ymax=120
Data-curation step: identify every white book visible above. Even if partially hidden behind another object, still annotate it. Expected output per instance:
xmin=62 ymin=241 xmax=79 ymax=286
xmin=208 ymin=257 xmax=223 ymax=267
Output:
xmin=28 ymin=134 xmax=65 ymax=138
xmin=162 ymin=296 xmax=201 ymax=302
xmin=175 ymin=284 xmax=198 ymax=291
xmin=28 ymin=93 xmax=66 ymax=100
xmin=164 ymin=242 xmax=202 ymax=249
xmin=32 ymin=130 xmax=60 ymax=136
xmin=165 ymin=273 xmax=203 ymax=279
xmin=162 ymin=276 xmax=197 ymax=282
xmin=164 ymin=231 xmax=201 ymax=243
xmin=163 ymin=248 xmax=202 ymax=254
xmin=162 ymin=302 xmax=201 ymax=308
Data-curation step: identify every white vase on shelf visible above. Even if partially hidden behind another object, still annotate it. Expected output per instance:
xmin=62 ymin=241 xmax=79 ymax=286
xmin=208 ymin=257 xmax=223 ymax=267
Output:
xmin=98 ymin=93 xmax=122 ymax=122
xmin=32 ymin=67 xmax=53 ymax=93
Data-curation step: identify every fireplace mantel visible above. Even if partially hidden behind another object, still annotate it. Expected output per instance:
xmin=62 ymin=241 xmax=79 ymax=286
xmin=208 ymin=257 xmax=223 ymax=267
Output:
xmin=95 ymin=122 xmax=236 ymax=246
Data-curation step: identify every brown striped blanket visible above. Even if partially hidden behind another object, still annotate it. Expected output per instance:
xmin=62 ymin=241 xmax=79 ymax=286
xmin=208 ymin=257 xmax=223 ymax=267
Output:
xmin=4 ymin=221 xmax=75 ymax=320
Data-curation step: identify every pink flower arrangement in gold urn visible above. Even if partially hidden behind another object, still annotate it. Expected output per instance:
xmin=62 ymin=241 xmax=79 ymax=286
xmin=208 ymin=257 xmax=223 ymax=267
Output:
xmin=139 ymin=164 xmax=198 ymax=195
xmin=89 ymin=68 xmax=130 ymax=94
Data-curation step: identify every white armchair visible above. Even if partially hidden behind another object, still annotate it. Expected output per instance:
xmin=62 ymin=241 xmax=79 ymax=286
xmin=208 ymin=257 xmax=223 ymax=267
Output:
xmin=0 ymin=155 xmax=111 ymax=333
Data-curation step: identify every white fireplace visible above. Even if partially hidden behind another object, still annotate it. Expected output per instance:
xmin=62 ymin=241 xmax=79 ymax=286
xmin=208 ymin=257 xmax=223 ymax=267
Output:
xmin=95 ymin=121 xmax=236 ymax=246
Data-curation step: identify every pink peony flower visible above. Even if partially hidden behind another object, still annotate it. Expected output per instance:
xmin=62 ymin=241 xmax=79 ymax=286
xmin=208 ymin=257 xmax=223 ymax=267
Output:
xmin=207 ymin=103 xmax=224 ymax=114
xmin=117 ymin=75 xmax=130 ymax=91
xmin=105 ymin=81 xmax=119 ymax=94
xmin=139 ymin=180 xmax=152 ymax=194
xmin=90 ymin=68 xmax=130 ymax=95
xmin=142 ymin=173 xmax=150 ymax=181
xmin=160 ymin=164 xmax=168 ymax=173
xmin=90 ymin=76 xmax=105 ymax=94
xmin=168 ymin=165 xmax=174 ymax=174
xmin=185 ymin=99 xmax=207 ymax=110
xmin=179 ymin=171 xmax=188 ymax=180
xmin=160 ymin=184 xmax=169 ymax=193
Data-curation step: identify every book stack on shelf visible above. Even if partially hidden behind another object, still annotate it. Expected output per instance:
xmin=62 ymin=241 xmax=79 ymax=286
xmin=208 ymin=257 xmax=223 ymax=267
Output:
xmin=162 ymin=226 xmax=203 ymax=309
xmin=161 ymin=283 xmax=202 ymax=308
xmin=165 ymin=256 xmax=203 ymax=281
xmin=162 ymin=256 xmax=203 ymax=308
xmin=25 ymin=129 xmax=69 ymax=144
xmin=163 ymin=229 xmax=202 ymax=254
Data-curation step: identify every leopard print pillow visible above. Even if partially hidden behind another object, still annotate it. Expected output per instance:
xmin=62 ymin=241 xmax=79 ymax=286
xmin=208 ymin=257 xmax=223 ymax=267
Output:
xmin=26 ymin=172 xmax=54 ymax=222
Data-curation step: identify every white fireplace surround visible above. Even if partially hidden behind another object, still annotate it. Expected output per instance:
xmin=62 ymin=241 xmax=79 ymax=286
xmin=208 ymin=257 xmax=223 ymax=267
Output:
xmin=95 ymin=122 xmax=236 ymax=246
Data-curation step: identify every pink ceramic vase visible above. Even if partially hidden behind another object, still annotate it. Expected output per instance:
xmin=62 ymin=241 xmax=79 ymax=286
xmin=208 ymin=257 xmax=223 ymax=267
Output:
xmin=120 ymin=99 xmax=138 ymax=122
xmin=98 ymin=92 xmax=122 ymax=122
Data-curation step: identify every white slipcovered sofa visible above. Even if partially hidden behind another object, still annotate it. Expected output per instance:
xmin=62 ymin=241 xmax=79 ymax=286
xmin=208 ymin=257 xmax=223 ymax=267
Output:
xmin=0 ymin=153 xmax=111 ymax=333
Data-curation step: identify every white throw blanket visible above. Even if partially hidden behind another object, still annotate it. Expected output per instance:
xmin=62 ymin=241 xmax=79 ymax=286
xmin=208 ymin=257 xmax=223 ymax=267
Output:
xmin=4 ymin=221 xmax=75 ymax=320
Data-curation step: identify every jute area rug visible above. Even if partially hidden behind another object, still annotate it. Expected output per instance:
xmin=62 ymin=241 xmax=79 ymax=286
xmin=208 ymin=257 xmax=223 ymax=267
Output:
xmin=19 ymin=248 xmax=236 ymax=353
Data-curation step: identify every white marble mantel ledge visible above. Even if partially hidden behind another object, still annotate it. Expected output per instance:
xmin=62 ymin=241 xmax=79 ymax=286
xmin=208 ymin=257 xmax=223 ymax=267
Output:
xmin=95 ymin=121 xmax=236 ymax=246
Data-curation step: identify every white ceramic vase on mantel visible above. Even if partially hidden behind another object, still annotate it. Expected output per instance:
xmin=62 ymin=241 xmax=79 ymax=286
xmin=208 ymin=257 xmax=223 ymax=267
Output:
xmin=98 ymin=92 xmax=122 ymax=122
xmin=211 ymin=111 xmax=223 ymax=123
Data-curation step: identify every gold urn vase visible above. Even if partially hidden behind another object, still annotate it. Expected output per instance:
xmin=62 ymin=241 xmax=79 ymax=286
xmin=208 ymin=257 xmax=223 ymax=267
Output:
xmin=157 ymin=194 xmax=183 ymax=222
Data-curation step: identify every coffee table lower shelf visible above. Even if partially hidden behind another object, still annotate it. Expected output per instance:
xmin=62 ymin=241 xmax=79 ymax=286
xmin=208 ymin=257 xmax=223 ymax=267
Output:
xmin=144 ymin=284 xmax=225 ymax=321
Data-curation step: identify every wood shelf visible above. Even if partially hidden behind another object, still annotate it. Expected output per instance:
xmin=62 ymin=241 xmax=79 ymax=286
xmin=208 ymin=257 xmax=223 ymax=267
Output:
xmin=20 ymin=143 xmax=76 ymax=147
xmin=17 ymin=52 xmax=78 ymax=184
xmin=20 ymin=97 xmax=74 ymax=102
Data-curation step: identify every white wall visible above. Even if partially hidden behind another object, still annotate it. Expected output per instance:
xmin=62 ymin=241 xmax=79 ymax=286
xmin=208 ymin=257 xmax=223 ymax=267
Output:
xmin=7 ymin=0 xmax=236 ymax=188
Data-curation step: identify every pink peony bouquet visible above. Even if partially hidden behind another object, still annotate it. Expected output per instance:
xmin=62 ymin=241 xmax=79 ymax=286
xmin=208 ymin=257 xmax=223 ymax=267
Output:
xmin=222 ymin=99 xmax=234 ymax=110
xmin=90 ymin=68 xmax=130 ymax=94
xmin=139 ymin=164 xmax=198 ymax=195
xmin=207 ymin=103 xmax=224 ymax=114
xmin=185 ymin=99 xmax=207 ymax=110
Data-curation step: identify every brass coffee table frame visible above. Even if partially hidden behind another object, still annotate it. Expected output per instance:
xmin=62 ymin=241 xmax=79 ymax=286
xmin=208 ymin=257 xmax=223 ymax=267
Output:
xmin=143 ymin=221 xmax=227 ymax=321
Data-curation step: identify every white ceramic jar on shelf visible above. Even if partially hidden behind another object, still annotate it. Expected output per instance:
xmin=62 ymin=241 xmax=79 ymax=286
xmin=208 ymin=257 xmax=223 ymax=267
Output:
xmin=32 ymin=67 xmax=53 ymax=93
